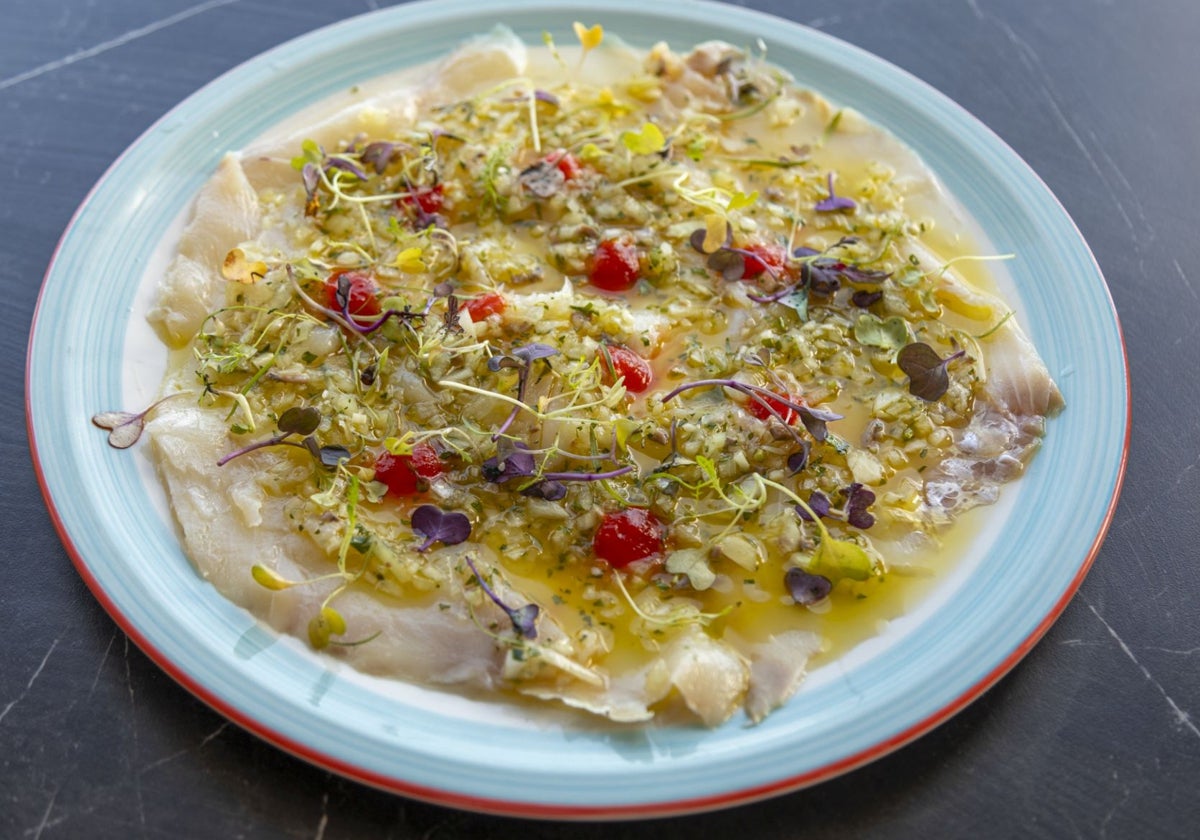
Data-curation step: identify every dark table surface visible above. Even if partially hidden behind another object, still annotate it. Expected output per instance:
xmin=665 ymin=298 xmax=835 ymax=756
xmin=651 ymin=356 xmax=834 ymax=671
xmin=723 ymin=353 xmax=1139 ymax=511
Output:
xmin=7 ymin=0 xmax=1198 ymax=837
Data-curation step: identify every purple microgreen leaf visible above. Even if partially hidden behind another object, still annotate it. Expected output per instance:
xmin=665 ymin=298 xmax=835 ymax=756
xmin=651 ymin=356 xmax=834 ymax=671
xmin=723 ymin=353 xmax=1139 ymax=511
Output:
xmin=852 ymin=290 xmax=883 ymax=308
xmin=842 ymin=483 xmax=877 ymax=530
xmin=411 ymin=504 xmax=471 ymax=552
xmin=785 ymin=567 xmax=833 ymax=605
xmin=837 ymin=264 xmax=889 ymax=285
xmin=463 ymin=556 xmax=539 ymax=639
xmin=518 ymin=160 xmax=565 ymax=198
xmin=511 ymin=342 xmax=559 ymax=364
xmin=534 ymin=89 xmax=560 ymax=106
xmin=91 ymin=392 xmax=187 ymax=449
xmin=792 ymin=246 xmax=820 ymax=258
xmin=521 ymin=480 xmax=567 ymax=501
xmin=897 ymin=343 xmax=966 ymax=401
xmin=814 ymin=172 xmax=856 ymax=212
xmin=318 ymin=445 xmax=351 ymax=469
xmin=301 ymin=162 xmax=320 ymax=197
xmin=91 ymin=411 xmax=146 ymax=449
xmin=360 ymin=141 xmax=399 ymax=175
xmin=795 ymin=490 xmax=831 ymax=522
xmin=804 ymin=262 xmax=842 ymax=296
xmin=481 ymin=442 xmax=537 ymax=483
xmin=323 ymin=156 xmax=368 ymax=181
xmin=487 ymin=355 xmax=523 ymax=372
xmin=786 ymin=442 xmax=811 ymax=474
xmin=707 ymin=248 xmax=746 ymax=282
xmin=278 ymin=405 xmax=321 ymax=436
xmin=796 ymin=404 xmax=841 ymax=443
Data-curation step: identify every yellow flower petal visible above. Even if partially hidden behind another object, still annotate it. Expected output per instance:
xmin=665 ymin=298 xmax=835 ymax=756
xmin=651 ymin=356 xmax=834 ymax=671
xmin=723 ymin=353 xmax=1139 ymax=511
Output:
xmin=702 ymin=213 xmax=728 ymax=253
xmin=621 ymin=121 xmax=666 ymax=155
xmin=221 ymin=248 xmax=267 ymax=284
xmin=573 ymin=21 xmax=603 ymax=52
xmin=726 ymin=190 xmax=759 ymax=212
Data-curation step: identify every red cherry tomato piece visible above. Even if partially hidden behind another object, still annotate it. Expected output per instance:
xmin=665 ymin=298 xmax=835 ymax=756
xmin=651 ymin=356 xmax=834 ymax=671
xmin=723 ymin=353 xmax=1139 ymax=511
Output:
xmin=324 ymin=270 xmax=381 ymax=317
xmin=554 ymin=151 xmax=583 ymax=180
xmin=375 ymin=443 xmax=442 ymax=497
xmin=588 ymin=239 xmax=640 ymax=292
xmin=397 ymin=183 xmax=444 ymax=215
xmin=741 ymin=243 xmax=787 ymax=280
xmin=601 ymin=344 xmax=653 ymax=393
xmin=593 ymin=508 xmax=665 ymax=568
xmin=464 ymin=292 xmax=507 ymax=322
xmin=747 ymin=392 xmax=801 ymax=425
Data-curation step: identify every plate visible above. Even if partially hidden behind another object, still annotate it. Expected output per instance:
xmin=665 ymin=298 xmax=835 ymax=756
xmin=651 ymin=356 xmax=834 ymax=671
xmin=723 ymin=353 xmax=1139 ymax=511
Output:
xmin=27 ymin=0 xmax=1128 ymax=819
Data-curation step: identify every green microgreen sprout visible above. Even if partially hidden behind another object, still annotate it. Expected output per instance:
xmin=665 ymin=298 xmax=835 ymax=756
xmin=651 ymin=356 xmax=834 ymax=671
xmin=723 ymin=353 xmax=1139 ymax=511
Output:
xmin=216 ymin=405 xmax=345 ymax=468
xmin=757 ymin=475 xmax=876 ymax=582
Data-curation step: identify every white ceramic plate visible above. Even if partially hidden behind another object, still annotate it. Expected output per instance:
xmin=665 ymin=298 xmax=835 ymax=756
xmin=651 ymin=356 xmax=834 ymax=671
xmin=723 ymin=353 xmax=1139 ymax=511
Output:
xmin=28 ymin=0 xmax=1127 ymax=819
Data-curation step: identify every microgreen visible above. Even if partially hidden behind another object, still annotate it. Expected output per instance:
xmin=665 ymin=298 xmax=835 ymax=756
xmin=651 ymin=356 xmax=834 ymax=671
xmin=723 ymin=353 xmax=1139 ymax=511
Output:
xmin=814 ymin=172 xmax=856 ymax=213
xmin=464 ymin=555 xmax=539 ymax=639
xmin=360 ymin=141 xmax=401 ymax=175
xmin=216 ymin=405 xmax=334 ymax=467
xmin=331 ymin=273 xmax=426 ymax=335
xmin=854 ymin=313 xmax=910 ymax=350
xmin=758 ymin=475 xmax=875 ymax=582
xmin=573 ymin=21 xmax=604 ymax=54
xmin=621 ymin=122 xmax=666 ymax=156
xmin=896 ymin=342 xmax=966 ymax=401
xmin=795 ymin=483 xmax=876 ymax=529
xmin=411 ymin=504 xmax=472 ymax=552
xmin=486 ymin=342 xmax=559 ymax=437
xmin=784 ymin=567 xmax=832 ymax=605
xmin=308 ymin=605 xmax=347 ymax=649
xmin=92 ymin=392 xmax=188 ymax=449
xmin=481 ymin=441 xmax=536 ymax=483
xmin=661 ymin=379 xmax=842 ymax=443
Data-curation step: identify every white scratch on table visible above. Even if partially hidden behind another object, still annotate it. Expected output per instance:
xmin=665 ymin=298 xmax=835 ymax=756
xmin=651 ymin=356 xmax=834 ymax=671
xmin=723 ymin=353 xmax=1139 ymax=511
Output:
xmin=1173 ymin=258 xmax=1198 ymax=304
xmin=1088 ymin=601 xmax=1200 ymax=740
xmin=124 ymin=637 xmax=147 ymax=829
xmin=0 ymin=0 xmax=241 ymax=93
xmin=976 ymin=10 xmax=1141 ymax=239
xmin=26 ymin=785 xmax=59 ymax=840
xmin=1098 ymin=784 xmax=1131 ymax=839
xmin=139 ymin=721 xmax=230 ymax=774
xmin=315 ymin=790 xmax=330 ymax=840
xmin=86 ymin=629 xmax=119 ymax=700
xmin=0 ymin=637 xmax=60 ymax=726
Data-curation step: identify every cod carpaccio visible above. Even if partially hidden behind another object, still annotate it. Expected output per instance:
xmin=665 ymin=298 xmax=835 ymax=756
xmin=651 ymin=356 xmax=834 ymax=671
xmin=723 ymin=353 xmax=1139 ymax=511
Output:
xmin=100 ymin=26 xmax=1062 ymax=726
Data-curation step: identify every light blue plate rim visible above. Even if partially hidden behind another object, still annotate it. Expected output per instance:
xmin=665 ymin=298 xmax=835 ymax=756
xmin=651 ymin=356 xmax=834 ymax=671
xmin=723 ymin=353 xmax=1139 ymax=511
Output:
xmin=27 ymin=0 xmax=1128 ymax=819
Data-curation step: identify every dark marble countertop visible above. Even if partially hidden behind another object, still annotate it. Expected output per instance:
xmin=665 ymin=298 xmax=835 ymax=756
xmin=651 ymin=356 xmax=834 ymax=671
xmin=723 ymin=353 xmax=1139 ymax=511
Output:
xmin=7 ymin=0 xmax=1198 ymax=837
